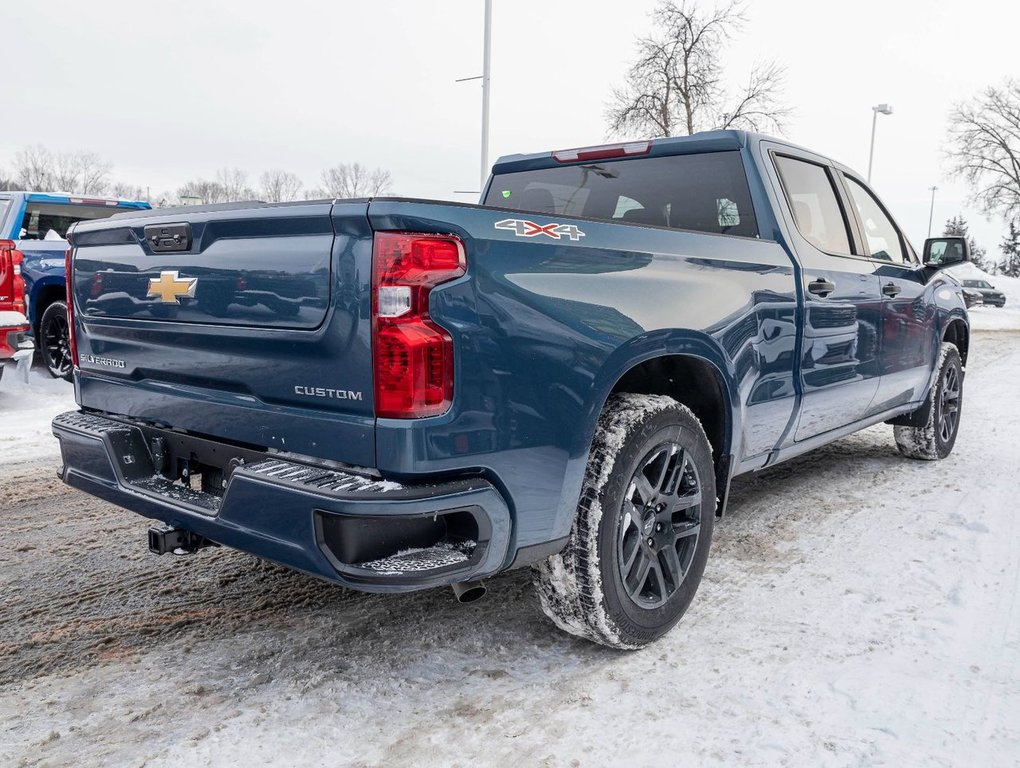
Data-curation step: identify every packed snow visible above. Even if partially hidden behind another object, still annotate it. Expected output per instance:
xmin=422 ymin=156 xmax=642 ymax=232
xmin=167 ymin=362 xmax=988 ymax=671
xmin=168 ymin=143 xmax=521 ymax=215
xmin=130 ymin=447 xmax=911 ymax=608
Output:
xmin=1 ymin=331 xmax=1018 ymax=767
xmin=0 ymin=362 xmax=75 ymax=468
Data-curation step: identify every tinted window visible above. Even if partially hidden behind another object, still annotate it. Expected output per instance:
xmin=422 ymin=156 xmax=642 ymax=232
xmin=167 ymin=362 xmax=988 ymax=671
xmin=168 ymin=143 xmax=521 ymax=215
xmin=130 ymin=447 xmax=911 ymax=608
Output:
xmin=843 ymin=176 xmax=907 ymax=264
xmin=963 ymin=279 xmax=991 ymax=289
xmin=774 ymin=156 xmax=851 ymax=255
xmin=17 ymin=202 xmax=125 ymax=241
xmin=484 ymin=151 xmax=758 ymax=237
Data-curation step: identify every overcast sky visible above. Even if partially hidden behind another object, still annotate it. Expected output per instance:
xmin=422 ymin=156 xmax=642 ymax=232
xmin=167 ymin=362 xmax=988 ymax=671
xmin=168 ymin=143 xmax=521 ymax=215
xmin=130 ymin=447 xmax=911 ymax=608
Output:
xmin=3 ymin=0 xmax=1017 ymax=252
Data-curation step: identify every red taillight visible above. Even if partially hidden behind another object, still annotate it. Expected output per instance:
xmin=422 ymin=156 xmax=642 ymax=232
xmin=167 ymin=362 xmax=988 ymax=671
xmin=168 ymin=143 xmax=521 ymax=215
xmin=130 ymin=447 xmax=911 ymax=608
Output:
xmin=372 ymin=233 xmax=465 ymax=418
xmin=552 ymin=140 xmax=652 ymax=163
xmin=0 ymin=240 xmax=27 ymax=314
xmin=65 ymin=247 xmax=79 ymax=371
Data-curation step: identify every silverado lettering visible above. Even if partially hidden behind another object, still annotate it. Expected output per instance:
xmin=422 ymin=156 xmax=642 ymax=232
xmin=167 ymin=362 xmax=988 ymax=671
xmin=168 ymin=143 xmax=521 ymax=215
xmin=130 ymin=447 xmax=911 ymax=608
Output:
xmin=53 ymin=131 xmax=971 ymax=649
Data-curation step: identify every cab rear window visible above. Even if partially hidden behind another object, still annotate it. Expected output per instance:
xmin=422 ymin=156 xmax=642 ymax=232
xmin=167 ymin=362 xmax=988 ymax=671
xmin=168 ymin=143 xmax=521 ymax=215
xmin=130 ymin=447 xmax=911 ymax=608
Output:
xmin=18 ymin=202 xmax=124 ymax=241
xmin=485 ymin=151 xmax=758 ymax=238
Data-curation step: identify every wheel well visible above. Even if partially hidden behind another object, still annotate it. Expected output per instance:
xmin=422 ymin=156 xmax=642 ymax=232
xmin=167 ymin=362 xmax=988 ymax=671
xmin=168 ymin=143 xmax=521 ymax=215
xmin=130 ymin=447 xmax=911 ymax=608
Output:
xmin=611 ymin=354 xmax=730 ymax=470
xmin=32 ymin=284 xmax=67 ymax=336
xmin=944 ymin=319 xmax=969 ymax=366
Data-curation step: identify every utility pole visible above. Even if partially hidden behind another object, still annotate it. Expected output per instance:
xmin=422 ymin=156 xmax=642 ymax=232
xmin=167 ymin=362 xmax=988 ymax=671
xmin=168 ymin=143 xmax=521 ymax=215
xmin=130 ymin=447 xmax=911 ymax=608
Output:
xmin=867 ymin=103 xmax=893 ymax=183
xmin=927 ymin=185 xmax=938 ymax=237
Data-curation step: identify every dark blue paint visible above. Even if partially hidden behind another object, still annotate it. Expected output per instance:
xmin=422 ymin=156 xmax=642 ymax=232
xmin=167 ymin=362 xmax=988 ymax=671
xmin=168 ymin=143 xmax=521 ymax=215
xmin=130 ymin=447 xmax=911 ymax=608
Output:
xmin=53 ymin=132 xmax=968 ymax=590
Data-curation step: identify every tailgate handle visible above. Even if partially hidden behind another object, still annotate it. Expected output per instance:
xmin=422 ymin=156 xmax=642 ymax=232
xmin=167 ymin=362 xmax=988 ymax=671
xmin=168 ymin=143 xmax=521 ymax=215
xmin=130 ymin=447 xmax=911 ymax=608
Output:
xmin=145 ymin=223 xmax=192 ymax=253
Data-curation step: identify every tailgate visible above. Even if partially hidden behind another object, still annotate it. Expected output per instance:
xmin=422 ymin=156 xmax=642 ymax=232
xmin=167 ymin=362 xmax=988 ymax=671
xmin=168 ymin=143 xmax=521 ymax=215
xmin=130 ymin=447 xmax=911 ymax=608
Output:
xmin=69 ymin=201 xmax=376 ymax=466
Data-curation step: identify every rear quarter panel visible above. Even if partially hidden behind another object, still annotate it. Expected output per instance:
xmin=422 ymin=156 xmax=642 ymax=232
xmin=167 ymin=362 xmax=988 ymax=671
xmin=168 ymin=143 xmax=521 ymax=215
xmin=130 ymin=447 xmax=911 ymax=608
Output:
xmin=368 ymin=199 xmax=798 ymax=555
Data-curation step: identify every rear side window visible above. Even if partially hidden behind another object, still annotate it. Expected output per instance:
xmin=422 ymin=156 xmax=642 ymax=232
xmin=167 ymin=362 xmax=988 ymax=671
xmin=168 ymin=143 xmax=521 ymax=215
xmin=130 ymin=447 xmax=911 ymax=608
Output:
xmin=0 ymin=199 xmax=9 ymax=231
xmin=484 ymin=151 xmax=759 ymax=237
xmin=17 ymin=202 xmax=124 ymax=241
xmin=774 ymin=156 xmax=851 ymax=255
xmin=843 ymin=176 xmax=908 ymax=264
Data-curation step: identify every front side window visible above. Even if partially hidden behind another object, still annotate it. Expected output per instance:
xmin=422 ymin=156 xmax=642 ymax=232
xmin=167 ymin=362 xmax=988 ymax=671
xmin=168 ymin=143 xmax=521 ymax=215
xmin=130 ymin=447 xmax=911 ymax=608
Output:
xmin=774 ymin=156 xmax=851 ymax=255
xmin=843 ymin=176 xmax=907 ymax=264
xmin=485 ymin=151 xmax=759 ymax=237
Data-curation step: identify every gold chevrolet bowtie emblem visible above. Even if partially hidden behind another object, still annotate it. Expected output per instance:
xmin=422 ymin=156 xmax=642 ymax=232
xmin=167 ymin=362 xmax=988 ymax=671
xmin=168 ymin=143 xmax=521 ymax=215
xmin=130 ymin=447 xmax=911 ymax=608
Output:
xmin=147 ymin=270 xmax=197 ymax=304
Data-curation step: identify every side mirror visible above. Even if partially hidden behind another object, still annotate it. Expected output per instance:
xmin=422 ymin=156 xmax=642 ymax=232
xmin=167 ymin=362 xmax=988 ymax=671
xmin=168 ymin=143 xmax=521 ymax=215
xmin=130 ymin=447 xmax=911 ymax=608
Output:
xmin=923 ymin=236 xmax=970 ymax=269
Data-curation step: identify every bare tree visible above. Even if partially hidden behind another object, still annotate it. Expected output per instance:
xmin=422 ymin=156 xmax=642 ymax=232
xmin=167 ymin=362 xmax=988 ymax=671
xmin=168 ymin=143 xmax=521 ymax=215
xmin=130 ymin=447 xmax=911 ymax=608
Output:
xmin=302 ymin=187 xmax=330 ymax=201
xmin=947 ymin=80 xmax=1020 ymax=220
xmin=13 ymin=146 xmax=112 ymax=194
xmin=52 ymin=151 xmax=111 ymax=195
xmin=259 ymin=169 xmax=303 ymax=202
xmin=0 ymin=167 xmax=15 ymax=191
xmin=320 ymin=162 xmax=392 ymax=198
xmin=215 ymin=168 xmax=256 ymax=202
xmin=14 ymin=145 xmax=56 ymax=190
xmin=606 ymin=0 xmax=789 ymax=138
xmin=109 ymin=182 xmax=148 ymax=201
xmin=177 ymin=179 xmax=227 ymax=205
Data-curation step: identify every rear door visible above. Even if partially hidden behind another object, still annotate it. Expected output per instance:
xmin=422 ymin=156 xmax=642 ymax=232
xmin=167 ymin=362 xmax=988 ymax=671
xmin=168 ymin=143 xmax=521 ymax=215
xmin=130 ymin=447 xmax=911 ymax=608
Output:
xmin=839 ymin=173 xmax=936 ymax=410
xmin=70 ymin=201 xmax=377 ymax=466
xmin=768 ymin=151 xmax=884 ymax=441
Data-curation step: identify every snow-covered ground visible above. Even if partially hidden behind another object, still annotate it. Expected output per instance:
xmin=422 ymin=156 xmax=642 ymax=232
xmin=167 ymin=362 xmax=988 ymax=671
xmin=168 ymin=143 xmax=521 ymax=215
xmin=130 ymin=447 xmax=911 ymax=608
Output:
xmin=0 ymin=363 xmax=75 ymax=467
xmin=1 ymin=331 xmax=1019 ymax=767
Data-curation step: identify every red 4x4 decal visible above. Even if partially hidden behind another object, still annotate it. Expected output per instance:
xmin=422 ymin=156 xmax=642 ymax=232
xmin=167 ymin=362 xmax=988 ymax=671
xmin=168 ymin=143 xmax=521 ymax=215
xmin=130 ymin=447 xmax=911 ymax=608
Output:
xmin=495 ymin=218 xmax=586 ymax=242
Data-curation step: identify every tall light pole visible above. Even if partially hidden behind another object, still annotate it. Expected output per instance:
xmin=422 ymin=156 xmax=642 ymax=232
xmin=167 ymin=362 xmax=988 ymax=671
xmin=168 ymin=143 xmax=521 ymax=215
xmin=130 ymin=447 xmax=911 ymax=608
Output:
xmin=867 ymin=103 xmax=893 ymax=183
xmin=927 ymin=185 xmax=938 ymax=237
xmin=455 ymin=0 xmax=493 ymax=194
xmin=480 ymin=0 xmax=492 ymax=190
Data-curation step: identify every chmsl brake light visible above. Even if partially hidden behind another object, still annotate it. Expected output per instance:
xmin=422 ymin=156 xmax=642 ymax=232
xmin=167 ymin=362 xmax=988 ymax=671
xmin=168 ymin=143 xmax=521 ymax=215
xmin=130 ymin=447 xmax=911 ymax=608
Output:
xmin=65 ymin=245 xmax=79 ymax=371
xmin=552 ymin=140 xmax=652 ymax=163
xmin=0 ymin=240 xmax=27 ymax=315
xmin=372 ymin=233 xmax=465 ymax=418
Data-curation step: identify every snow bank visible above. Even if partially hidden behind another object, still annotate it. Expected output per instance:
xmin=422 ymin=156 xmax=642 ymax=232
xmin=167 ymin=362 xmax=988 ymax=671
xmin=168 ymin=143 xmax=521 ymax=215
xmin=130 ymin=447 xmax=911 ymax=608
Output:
xmin=947 ymin=262 xmax=1020 ymax=331
xmin=0 ymin=364 xmax=75 ymax=468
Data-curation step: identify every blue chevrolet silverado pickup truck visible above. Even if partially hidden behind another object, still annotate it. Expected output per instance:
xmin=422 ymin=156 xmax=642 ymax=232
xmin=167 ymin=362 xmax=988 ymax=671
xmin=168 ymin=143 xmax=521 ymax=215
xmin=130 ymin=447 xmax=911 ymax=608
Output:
xmin=52 ymin=131 xmax=970 ymax=648
xmin=0 ymin=192 xmax=149 ymax=379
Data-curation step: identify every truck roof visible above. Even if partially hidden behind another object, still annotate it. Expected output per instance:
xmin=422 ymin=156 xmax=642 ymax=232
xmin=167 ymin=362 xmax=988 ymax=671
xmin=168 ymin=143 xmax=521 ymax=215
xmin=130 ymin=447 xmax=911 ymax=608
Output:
xmin=0 ymin=191 xmax=150 ymax=208
xmin=491 ymin=130 xmax=853 ymax=178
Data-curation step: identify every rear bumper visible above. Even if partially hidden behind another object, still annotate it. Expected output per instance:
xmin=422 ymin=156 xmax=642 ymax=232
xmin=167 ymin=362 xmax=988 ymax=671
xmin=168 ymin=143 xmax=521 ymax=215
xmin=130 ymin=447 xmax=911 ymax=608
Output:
xmin=51 ymin=410 xmax=513 ymax=592
xmin=1 ymin=312 xmax=31 ymax=359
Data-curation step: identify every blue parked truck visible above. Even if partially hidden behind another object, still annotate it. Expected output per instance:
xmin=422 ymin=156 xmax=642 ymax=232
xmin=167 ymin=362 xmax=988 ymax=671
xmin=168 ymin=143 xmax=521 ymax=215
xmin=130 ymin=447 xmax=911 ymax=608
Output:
xmin=52 ymin=132 xmax=970 ymax=648
xmin=0 ymin=192 xmax=150 ymax=378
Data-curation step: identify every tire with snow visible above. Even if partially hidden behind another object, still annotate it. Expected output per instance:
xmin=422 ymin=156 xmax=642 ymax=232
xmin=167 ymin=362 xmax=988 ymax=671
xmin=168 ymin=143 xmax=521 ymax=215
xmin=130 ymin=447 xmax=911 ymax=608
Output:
xmin=535 ymin=394 xmax=715 ymax=649
xmin=39 ymin=300 xmax=73 ymax=381
xmin=894 ymin=342 xmax=963 ymax=460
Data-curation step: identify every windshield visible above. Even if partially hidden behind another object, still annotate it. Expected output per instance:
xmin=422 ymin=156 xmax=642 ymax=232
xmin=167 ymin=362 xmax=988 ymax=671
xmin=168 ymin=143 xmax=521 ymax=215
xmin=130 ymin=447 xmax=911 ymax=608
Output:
xmin=484 ymin=151 xmax=759 ymax=238
xmin=963 ymin=280 xmax=992 ymax=289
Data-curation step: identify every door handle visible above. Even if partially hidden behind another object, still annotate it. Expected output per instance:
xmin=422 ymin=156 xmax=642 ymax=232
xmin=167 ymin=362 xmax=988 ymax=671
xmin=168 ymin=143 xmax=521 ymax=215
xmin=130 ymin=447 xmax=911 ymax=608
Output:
xmin=882 ymin=282 xmax=902 ymax=298
xmin=807 ymin=278 xmax=836 ymax=297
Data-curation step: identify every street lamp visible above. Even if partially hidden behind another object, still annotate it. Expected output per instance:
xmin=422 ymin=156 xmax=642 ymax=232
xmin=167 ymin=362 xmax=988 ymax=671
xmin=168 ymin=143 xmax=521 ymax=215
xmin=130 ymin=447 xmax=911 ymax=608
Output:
xmin=927 ymin=185 xmax=938 ymax=237
xmin=455 ymin=0 xmax=493 ymax=193
xmin=867 ymin=103 xmax=893 ymax=183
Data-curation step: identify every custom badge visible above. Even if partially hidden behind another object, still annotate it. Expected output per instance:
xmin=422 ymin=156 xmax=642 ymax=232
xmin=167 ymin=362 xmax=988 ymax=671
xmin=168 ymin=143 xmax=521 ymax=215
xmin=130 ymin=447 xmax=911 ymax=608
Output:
xmin=495 ymin=218 xmax=586 ymax=241
xmin=147 ymin=270 xmax=197 ymax=303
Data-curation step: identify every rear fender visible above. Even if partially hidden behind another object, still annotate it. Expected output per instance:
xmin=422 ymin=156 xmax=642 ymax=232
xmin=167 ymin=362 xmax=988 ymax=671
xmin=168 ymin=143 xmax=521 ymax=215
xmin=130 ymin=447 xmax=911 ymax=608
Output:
xmin=548 ymin=330 xmax=739 ymax=540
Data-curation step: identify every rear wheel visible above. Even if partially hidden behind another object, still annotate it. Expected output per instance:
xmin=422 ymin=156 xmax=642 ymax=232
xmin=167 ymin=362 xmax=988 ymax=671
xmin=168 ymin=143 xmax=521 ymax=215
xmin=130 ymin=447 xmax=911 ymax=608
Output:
xmin=894 ymin=343 xmax=963 ymax=460
xmin=534 ymin=394 xmax=716 ymax=649
xmin=39 ymin=301 xmax=73 ymax=381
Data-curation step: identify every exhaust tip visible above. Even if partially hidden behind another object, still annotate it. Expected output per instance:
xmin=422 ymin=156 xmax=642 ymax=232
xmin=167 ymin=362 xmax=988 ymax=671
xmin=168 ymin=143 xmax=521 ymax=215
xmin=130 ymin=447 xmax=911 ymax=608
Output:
xmin=452 ymin=580 xmax=486 ymax=604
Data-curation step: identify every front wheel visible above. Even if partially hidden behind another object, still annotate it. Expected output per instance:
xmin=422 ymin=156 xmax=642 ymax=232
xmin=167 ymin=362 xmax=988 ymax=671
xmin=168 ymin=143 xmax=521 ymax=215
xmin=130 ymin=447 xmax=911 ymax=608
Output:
xmin=38 ymin=301 xmax=73 ymax=381
xmin=894 ymin=342 xmax=963 ymax=460
xmin=534 ymin=394 xmax=716 ymax=649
